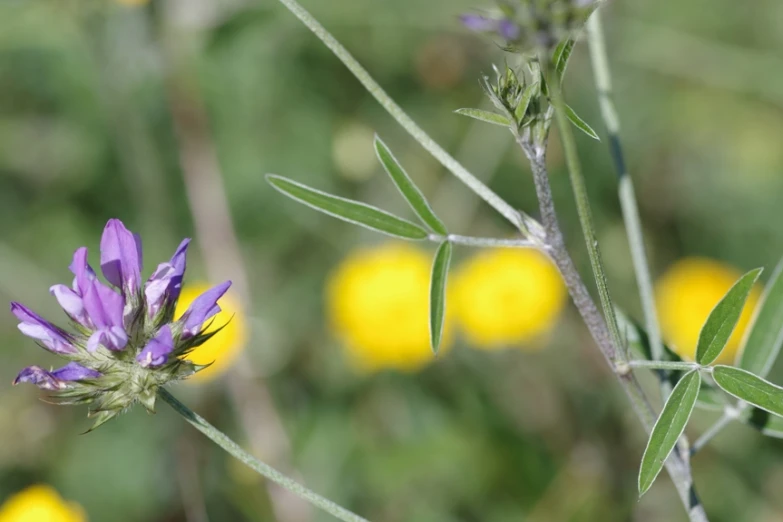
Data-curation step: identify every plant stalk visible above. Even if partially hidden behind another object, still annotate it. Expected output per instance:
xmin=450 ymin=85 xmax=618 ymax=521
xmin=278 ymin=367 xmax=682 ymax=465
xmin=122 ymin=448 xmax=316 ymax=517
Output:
xmin=159 ymin=388 xmax=370 ymax=522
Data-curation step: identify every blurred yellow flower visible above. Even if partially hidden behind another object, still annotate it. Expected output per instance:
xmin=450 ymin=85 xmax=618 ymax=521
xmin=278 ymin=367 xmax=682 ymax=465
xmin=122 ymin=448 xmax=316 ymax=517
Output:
xmin=327 ymin=243 xmax=454 ymax=372
xmin=452 ymin=249 xmax=566 ymax=349
xmin=655 ymin=258 xmax=761 ymax=365
xmin=0 ymin=485 xmax=86 ymax=522
xmin=177 ymin=283 xmax=248 ymax=382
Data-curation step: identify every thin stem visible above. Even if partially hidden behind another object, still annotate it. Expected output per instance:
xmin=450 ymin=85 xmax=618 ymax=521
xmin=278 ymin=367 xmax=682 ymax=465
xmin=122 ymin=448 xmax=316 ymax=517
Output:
xmin=159 ymin=388 xmax=370 ymax=522
xmin=520 ymin=140 xmax=708 ymax=522
xmin=274 ymin=0 xmax=525 ymax=231
xmin=430 ymin=234 xmax=539 ymax=249
xmin=546 ymin=66 xmax=625 ymax=361
xmin=627 ymin=360 xmax=699 ymax=371
xmin=586 ymin=13 xmax=670 ymax=396
xmin=690 ymin=412 xmax=734 ymax=456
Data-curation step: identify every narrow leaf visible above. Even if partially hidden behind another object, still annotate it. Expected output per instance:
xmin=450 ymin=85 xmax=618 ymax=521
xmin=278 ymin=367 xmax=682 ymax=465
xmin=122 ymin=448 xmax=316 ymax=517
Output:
xmin=454 ymin=108 xmax=511 ymax=127
xmin=565 ymin=104 xmax=600 ymax=140
xmin=429 ymin=241 xmax=452 ymax=355
xmin=738 ymin=258 xmax=783 ymax=377
xmin=696 ymin=268 xmax=763 ymax=365
xmin=712 ymin=365 xmax=783 ymax=418
xmin=374 ymin=136 xmax=448 ymax=236
xmin=266 ymin=175 xmax=428 ymax=240
xmin=514 ymin=82 xmax=539 ymax=124
xmin=552 ymin=39 xmax=575 ymax=80
xmin=639 ymin=370 xmax=701 ymax=496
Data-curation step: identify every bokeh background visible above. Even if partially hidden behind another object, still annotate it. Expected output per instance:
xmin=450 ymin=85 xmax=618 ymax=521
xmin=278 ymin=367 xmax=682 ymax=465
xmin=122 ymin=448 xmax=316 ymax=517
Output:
xmin=2 ymin=0 xmax=783 ymax=520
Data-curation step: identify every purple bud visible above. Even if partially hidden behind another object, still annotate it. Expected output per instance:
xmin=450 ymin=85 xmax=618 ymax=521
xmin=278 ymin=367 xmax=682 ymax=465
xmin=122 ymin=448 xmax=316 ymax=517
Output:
xmin=50 ymin=284 xmax=89 ymax=326
xmin=145 ymin=238 xmax=190 ymax=318
xmin=100 ymin=219 xmax=143 ymax=294
xmin=498 ymin=19 xmax=521 ymax=41
xmin=69 ymin=247 xmax=97 ymax=297
xmin=10 ymin=303 xmax=76 ymax=354
xmin=137 ymin=325 xmax=175 ymax=368
xmin=180 ymin=281 xmax=232 ymax=338
xmin=460 ymin=13 xmax=497 ymax=32
xmin=86 ymin=326 xmax=128 ymax=352
xmin=14 ymin=362 xmax=100 ymax=390
xmin=81 ymin=281 xmax=127 ymax=351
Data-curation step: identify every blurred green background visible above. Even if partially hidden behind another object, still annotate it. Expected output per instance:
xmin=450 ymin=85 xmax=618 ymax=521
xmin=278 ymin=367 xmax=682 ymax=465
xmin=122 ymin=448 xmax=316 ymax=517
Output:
xmin=2 ymin=0 xmax=783 ymax=520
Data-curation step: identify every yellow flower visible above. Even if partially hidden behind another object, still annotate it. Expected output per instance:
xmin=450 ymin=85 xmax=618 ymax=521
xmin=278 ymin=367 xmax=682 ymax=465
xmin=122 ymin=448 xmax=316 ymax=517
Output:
xmin=452 ymin=248 xmax=566 ymax=349
xmin=655 ymin=258 xmax=761 ymax=365
xmin=327 ymin=243 xmax=454 ymax=373
xmin=0 ymin=485 xmax=86 ymax=522
xmin=177 ymin=283 xmax=248 ymax=382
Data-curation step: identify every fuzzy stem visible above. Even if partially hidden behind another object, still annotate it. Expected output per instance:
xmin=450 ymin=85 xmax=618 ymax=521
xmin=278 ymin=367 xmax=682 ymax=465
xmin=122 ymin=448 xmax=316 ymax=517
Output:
xmin=431 ymin=234 xmax=539 ymax=249
xmin=690 ymin=412 xmax=734 ymax=456
xmin=627 ymin=360 xmax=699 ymax=371
xmin=159 ymin=388 xmax=370 ymax=522
xmin=586 ymin=12 xmax=670 ymax=396
xmin=273 ymin=0 xmax=524 ymax=231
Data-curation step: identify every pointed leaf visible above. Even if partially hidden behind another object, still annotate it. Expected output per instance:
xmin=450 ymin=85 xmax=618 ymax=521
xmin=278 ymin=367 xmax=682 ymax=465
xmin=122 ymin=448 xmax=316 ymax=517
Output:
xmin=514 ymin=82 xmax=539 ymax=124
xmin=565 ymin=104 xmax=600 ymax=140
xmin=639 ymin=370 xmax=701 ymax=496
xmin=429 ymin=241 xmax=452 ymax=355
xmin=712 ymin=365 xmax=783 ymax=418
xmin=454 ymin=108 xmax=511 ymax=127
xmin=553 ymin=39 xmax=575 ymax=81
xmin=374 ymin=136 xmax=448 ymax=236
xmin=267 ymin=175 xmax=428 ymax=240
xmin=696 ymin=268 xmax=763 ymax=365
xmin=737 ymin=258 xmax=783 ymax=377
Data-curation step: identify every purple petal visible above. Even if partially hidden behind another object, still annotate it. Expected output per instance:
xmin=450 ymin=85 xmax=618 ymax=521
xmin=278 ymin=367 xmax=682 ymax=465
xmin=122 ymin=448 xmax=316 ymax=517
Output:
xmin=180 ymin=281 xmax=232 ymax=338
xmin=144 ymin=238 xmax=191 ymax=317
xmin=137 ymin=325 xmax=175 ymax=368
xmin=82 ymin=280 xmax=125 ymax=331
xmin=498 ymin=19 xmax=521 ymax=40
xmin=460 ymin=13 xmax=497 ymax=32
xmin=14 ymin=363 xmax=99 ymax=390
xmin=51 ymin=362 xmax=101 ymax=381
xmin=100 ymin=219 xmax=143 ymax=294
xmin=10 ymin=302 xmax=76 ymax=354
xmin=50 ymin=284 xmax=89 ymax=326
xmin=86 ymin=326 xmax=128 ymax=352
xmin=69 ymin=247 xmax=96 ymax=296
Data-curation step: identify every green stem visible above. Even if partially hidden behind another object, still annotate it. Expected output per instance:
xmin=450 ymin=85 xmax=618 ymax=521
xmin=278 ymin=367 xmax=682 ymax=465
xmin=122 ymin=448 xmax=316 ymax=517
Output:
xmin=690 ymin=412 xmax=734 ymax=456
xmin=158 ymin=388 xmax=370 ymax=522
xmin=434 ymin=234 xmax=538 ymax=249
xmin=547 ymin=65 xmax=624 ymax=364
xmin=586 ymin=12 xmax=669 ymax=395
xmin=273 ymin=0 xmax=524 ymax=231
xmin=627 ymin=360 xmax=699 ymax=371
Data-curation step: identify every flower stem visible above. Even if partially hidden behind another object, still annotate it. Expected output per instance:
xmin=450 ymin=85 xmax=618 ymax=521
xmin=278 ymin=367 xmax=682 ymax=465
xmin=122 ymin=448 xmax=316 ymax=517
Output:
xmin=430 ymin=234 xmax=539 ymax=249
xmin=273 ymin=0 xmax=525 ymax=232
xmin=158 ymin=388 xmax=370 ymax=522
xmin=586 ymin=12 xmax=670 ymax=396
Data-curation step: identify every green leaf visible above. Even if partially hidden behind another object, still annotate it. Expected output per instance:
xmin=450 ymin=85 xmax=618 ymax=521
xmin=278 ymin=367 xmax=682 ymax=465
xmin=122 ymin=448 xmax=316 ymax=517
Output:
xmin=266 ymin=175 xmax=428 ymax=240
xmin=454 ymin=108 xmax=511 ymax=127
xmin=552 ymin=39 xmax=575 ymax=81
xmin=638 ymin=370 xmax=701 ymax=496
xmin=514 ymin=82 xmax=539 ymax=124
xmin=737 ymin=258 xmax=783 ymax=377
xmin=565 ymin=104 xmax=600 ymax=140
xmin=744 ymin=406 xmax=783 ymax=439
xmin=712 ymin=365 xmax=783 ymax=418
xmin=429 ymin=241 xmax=452 ymax=355
xmin=374 ymin=136 xmax=448 ymax=236
xmin=696 ymin=268 xmax=763 ymax=365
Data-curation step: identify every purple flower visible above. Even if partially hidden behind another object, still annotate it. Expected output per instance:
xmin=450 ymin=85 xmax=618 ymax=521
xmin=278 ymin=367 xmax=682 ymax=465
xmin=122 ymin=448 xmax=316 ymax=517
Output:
xmin=145 ymin=239 xmax=190 ymax=318
xmin=137 ymin=325 xmax=174 ymax=368
xmin=100 ymin=219 xmax=143 ymax=294
xmin=180 ymin=281 xmax=232 ymax=338
xmin=14 ymin=363 xmax=100 ymax=390
xmin=460 ymin=13 xmax=521 ymax=41
xmin=11 ymin=303 xmax=76 ymax=354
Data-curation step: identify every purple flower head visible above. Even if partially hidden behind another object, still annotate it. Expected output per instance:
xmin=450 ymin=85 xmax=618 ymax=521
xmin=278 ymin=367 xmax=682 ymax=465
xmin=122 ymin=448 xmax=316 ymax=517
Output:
xmin=11 ymin=303 xmax=76 ymax=354
xmin=100 ymin=219 xmax=143 ymax=295
xmin=145 ymin=238 xmax=190 ymax=318
xmin=14 ymin=363 xmax=100 ymax=391
xmin=460 ymin=12 xmax=520 ymax=42
xmin=137 ymin=325 xmax=175 ymax=368
xmin=11 ymin=218 xmax=225 ymax=429
xmin=180 ymin=281 xmax=232 ymax=338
